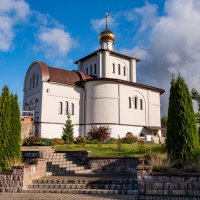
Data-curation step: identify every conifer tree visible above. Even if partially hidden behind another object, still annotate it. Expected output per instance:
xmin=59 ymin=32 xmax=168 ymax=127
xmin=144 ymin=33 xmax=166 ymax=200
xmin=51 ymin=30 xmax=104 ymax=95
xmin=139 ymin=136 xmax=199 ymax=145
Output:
xmin=167 ymin=76 xmax=198 ymax=163
xmin=9 ymin=94 xmax=21 ymax=161
xmin=62 ymin=114 xmax=74 ymax=144
xmin=0 ymin=86 xmax=11 ymax=169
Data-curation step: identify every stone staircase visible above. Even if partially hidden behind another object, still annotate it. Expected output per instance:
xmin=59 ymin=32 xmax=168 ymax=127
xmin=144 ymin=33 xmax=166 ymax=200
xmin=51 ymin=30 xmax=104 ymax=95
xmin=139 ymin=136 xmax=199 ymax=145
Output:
xmin=43 ymin=152 xmax=91 ymax=176
xmin=24 ymin=152 xmax=139 ymax=195
xmin=25 ymin=175 xmax=138 ymax=195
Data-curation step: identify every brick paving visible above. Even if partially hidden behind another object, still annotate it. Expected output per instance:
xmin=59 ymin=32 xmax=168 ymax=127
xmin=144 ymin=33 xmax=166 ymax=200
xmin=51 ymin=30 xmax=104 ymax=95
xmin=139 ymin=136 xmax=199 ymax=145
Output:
xmin=0 ymin=193 xmax=199 ymax=200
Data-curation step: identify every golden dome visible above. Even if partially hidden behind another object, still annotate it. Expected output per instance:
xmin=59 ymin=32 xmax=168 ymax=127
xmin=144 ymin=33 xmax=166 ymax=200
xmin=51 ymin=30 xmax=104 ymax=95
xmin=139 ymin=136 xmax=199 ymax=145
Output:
xmin=99 ymin=28 xmax=115 ymax=44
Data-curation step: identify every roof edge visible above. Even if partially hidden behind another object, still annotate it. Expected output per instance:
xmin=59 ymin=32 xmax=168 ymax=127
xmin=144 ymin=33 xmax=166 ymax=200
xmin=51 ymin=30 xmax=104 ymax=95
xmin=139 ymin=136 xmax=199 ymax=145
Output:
xmin=76 ymin=78 xmax=165 ymax=94
xmin=74 ymin=49 xmax=140 ymax=64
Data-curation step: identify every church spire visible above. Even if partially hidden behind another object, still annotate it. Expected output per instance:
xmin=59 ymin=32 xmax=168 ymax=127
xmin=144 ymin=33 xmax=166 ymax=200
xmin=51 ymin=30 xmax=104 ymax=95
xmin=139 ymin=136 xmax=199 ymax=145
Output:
xmin=99 ymin=13 xmax=115 ymax=50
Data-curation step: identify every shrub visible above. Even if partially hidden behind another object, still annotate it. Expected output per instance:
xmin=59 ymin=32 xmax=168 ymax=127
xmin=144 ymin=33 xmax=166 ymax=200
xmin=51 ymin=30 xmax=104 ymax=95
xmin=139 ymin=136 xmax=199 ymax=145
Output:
xmin=149 ymin=156 xmax=175 ymax=172
xmin=121 ymin=134 xmax=138 ymax=144
xmin=52 ymin=138 xmax=65 ymax=145
xmin=23 ymin=136 xmax=53 ymax=146
xmin=88 ymin=125 xmax=111 ymax=142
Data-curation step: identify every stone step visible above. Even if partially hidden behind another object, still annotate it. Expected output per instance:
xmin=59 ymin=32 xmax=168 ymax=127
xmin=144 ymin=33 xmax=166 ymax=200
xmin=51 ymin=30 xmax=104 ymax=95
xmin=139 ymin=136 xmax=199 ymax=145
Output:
xmin=32 ymin=178 xmax=137 ymax=185
xmin=25 ymin=188 xmax=138 ymax=195
xmin=28 ymin=183 xmax=137 ymax=190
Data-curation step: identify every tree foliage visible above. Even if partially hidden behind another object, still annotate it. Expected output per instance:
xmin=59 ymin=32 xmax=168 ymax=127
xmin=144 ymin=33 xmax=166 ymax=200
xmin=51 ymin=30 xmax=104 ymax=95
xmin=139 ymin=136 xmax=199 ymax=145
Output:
xmin=0 ymin=86 xmax=21 ymax=170
xmin=9 ymin=94 xmax=21 ymax=160
xmin=161 ymin=115 xmax=168 ymax=128
xmin=62 ymin=114 xmax=74 ymax=144
xmin=166 ymin=76 xmax=198 ymax=163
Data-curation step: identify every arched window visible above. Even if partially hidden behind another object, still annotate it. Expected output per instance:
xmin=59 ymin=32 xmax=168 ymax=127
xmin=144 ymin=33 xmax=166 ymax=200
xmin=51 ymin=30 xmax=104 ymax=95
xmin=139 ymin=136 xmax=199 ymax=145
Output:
xmin=90 ymin=65 xmax=92 ymax=75
xmin=71 ymin=103 xmax=74 ymax=115
xmin=112 ymin=63 xmax=115 ymax=73
xmin=134 ymin=96 xmax=138 ymax=109
xmin=123 ymin=66 xmax=126 ymax=76
xmin=118 ymin=64 xmax=121 ymax=75
xmin=29 ymin=78 xmax=32 ymax=90
xmin=86 ymin=68 xmax=88 ymax=74
xmin=140 ymin=99 xmax=143 ymax=110
xmin=128 ymin=97 xmax=131 ymax=108
xmin=94 ymin=64 xmax=97 ymax=74
xmin=36 ymin=74 xmax=39 ymax=87
xmin=65 ymin=101 xmax=69 ymax=114
xmin=59 ymin=102 xmax=63 ymax=114
xmin=33 ymin=74 xmax=35 ymax=88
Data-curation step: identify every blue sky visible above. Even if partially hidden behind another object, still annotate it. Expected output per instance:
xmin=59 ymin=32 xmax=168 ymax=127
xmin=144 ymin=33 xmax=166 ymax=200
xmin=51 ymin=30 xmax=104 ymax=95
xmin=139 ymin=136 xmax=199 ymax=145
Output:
xmin=1 ymin=0 xmax=200 ymax=114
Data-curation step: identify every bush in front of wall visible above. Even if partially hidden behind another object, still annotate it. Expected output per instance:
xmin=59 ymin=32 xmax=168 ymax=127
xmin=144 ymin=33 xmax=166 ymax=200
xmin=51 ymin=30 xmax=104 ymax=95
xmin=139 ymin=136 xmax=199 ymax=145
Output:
xmin=88 ymin=125 xmax=111 ymax=142
xmin=121 ymin=133 xmax=138 ymax=144
xmin=23 ymin=136 xmax=53 ymax=146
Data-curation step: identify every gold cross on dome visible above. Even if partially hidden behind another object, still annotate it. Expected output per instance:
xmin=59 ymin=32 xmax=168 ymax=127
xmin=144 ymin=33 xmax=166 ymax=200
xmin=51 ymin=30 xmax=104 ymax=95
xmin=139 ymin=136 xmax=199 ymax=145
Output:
xmin=105 ymin=13 xmax=109 ymax=29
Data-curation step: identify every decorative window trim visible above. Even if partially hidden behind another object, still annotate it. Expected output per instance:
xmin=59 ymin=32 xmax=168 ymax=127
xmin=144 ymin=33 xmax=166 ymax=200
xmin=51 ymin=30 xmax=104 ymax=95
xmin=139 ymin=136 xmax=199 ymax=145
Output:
xmin=65 ymin=101 xmax=69 ymax=115
xmin=140 ymin=99 xmax=143 ymax=110
xmin=71 ymin=103 xmax=74 ymax=115
xmin=59 ymin=102 xmax=63 ymax=114
xmin=128 ymin=97 xmax=131 ymax=108
xmin=134 ymin=96 xmax=138 ymax=109
xmin=113 ymin=63 xmax=115 ymax=73
xmin=94 ymin=64 xmax=97 ymax=74
xmin=123 ymin=66 xmax=126 ymax=76
xmin=90 ymin=65 xmax=92 ymax=75
xmin=29 ymin=78 xmax=32 ymax=90
xmin=118 ymin=64 xmax=121 ymax=75
xmin=36 ymin=74 xmax=39 ymax=87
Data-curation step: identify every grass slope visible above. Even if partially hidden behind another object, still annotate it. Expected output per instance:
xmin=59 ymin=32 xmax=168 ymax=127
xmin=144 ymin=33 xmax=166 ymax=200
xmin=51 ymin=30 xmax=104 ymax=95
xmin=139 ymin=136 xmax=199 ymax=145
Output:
xmin=55 ymin=143 xmax=166 ymax=157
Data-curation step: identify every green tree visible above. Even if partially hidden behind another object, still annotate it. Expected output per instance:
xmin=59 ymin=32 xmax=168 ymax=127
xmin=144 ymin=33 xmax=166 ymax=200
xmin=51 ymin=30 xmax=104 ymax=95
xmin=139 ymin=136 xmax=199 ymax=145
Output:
xmin=166 ymin=76 xmax=198 ymax=163
xmin=9 ymin=94 xmax=21 ymax=161
xmin=62 ymin=114 xmax=74 ymax=144
xmin=0 ymin=86 xmax=11 ymax=169
xmin=161 ymin=115 xmax=168 ymax=128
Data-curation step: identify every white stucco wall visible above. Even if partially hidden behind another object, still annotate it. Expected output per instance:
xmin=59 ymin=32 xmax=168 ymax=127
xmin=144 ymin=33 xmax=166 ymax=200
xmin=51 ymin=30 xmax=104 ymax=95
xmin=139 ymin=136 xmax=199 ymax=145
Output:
xmin=40 ymin=82 xmax=83 ymax=138
xmin=84 ymin=80 xmax=161 ymax=137
xmin=23 ymin=63 xmax=43 ymax=122
xmin=78 ymin=50 xmax=137 ymax=82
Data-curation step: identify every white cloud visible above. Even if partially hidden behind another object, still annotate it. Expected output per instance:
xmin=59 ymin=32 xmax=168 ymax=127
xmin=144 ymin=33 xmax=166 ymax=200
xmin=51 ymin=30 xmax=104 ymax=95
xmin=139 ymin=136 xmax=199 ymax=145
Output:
xmin=37 ymin=28 xmax=76 ymax=58
xmin=120 ymin=47 xmax=151 ymax=61
xmin=0 ymin=0 xmax=30 ymax=51
xmin=119 ymin=0 xmax=200 ymax=114
xmin=133 ymin=1 xmax=158 ymax=33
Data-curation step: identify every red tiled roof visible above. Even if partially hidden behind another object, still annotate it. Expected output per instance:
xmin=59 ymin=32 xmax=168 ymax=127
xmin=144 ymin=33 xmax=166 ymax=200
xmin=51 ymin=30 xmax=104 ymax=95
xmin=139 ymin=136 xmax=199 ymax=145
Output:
xmin=48 ymin=66 xmax=92 ymax=85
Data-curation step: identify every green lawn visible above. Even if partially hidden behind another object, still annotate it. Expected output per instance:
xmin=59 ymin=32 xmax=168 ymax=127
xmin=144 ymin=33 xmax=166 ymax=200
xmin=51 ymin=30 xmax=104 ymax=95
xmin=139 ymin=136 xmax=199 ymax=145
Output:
xmin=55 ymin=143 xmax=167 ymax=157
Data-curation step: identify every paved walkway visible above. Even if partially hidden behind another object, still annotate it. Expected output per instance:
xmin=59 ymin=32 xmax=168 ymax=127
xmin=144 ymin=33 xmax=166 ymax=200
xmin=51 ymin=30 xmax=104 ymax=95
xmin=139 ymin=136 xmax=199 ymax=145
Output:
xmin=0 ymin=193 xmax=199 ymax=200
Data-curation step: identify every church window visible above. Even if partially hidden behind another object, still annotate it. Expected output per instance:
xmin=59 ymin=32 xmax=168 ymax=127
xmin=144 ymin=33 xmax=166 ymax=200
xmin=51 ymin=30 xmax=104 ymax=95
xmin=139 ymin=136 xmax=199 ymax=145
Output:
xmin=90 ymin=65 xmax=92 ymax=75
xmin=65 ymin=101 xmax=69 ymax=114
xmin=94 ymin=64 xmax=97 ymax=74
xmin=123 ymin=67 xmax=126 ymax=76
xmin=59 ymin=102 xmax=63 ymax=114
xmin=71 ymin=103 xmax=74 ymax=115
xmin=128 ymin=97 xmax=131 ymax=108
xmin=30 ymin=78 xmax=32 ymax=90
xmin=112 ymin=63 xmax=115 ymax=73
xmin=36 ymin=74 xmax=39 ymax=87
xmin=118 ymin=64 xmax=121 ymax=75
xmin=134 ymin=97 xmax=138 ymax=109
xmin=33 ymin=74 xmax=35 ymax=88
xmin=86 ymin=68 xmax=88 ymax=74
xmin=140 ymin=99 xmax=143 ymax=110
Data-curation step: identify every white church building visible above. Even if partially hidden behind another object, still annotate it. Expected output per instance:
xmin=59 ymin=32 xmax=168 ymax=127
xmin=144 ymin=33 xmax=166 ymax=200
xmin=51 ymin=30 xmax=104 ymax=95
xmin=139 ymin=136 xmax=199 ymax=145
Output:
xmin=23 ymin=17 xmax=165 ymax=140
